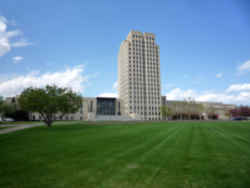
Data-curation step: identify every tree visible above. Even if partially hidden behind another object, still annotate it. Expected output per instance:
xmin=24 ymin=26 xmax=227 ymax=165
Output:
xmin=161 ymin=105 xmax=172 ymax=120
xmin=161 ymin=106 xmax=167 ymax=120
xmin=1 ymin=103 xmax=16 ymax=118
xmin=224 ymin=110 xmax=231 ymax=119
xmin=19 ymin=85 xmax=82 ymax=127
xmin=179 ymin=98 xmax=205 ymax=120
xmin=205 ymin=105 xmax=217 ymax=120
xmin=183 ymin=99 xmax=191 ymax=120
xmin=0 ymin=96 xmax=3 ymax=108
xmin=0 ymin=96 xmax=3 ymax=118
xmin=169 ymin=101 xmax=179 ymax=120
xmin=182 ymin=98 xmax=194 ymax=120
xmin=192 ymin=102 xmax=204 ymax=120
xmin=0 ymin=97 xmax=29 ymax=121
xmin=0 ymin=97 xmax=15 ymax=120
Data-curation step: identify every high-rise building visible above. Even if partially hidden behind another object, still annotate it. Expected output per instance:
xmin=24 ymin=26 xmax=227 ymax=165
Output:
xmin=118 ymin=30 xmax=161 ymax=120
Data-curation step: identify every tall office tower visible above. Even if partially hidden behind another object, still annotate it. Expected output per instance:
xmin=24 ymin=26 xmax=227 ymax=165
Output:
xmin=118 ymin=30 xmax=161 ymax=120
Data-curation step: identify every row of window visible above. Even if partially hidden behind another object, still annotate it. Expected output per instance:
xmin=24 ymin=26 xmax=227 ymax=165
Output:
xmin=128 ymin=64 xmax=159 ymax=73
xmin=128 ymin=92 xmax=160 ymax=96
xmin=129 ymin=110 xmax=161 ymax=116
xmin=129 ymin=72 xmax=160 ymax=77
xmin=129 ymin=48 xmax=158 ymax=54
xmin=129 ymin=57 xmax=159 ymax=62
xmin=128 ymin=83 xmax=160 ymax=88
xmin=128 ymin=61 xmax=159 ymax=67
xmin=129 ymin=69 xmax=160 ymax=75
xmin=131 ymin=39 xmax=151 ymax=43
xmin=129 ymin=71 xmax=160 ymax=75
xmin=129 ymin=79 xmax=160 ymax=84
xmin=132 ymin=34 xmax=155 ymax=40
xmin=129 ymin=99 xmax=161 ymax=105
xmin=128 ymin=47 xmax=158 ymax=53
xmin=128 ymin=75 xmax=159 ymax=81
xmin=129 ymin=85 xmax=160 ymax=90
xmin=129 ymin=101 xmax=161 ymax=106
xmin=128 ymin=87 xmax=160 ymax=93
xmin=131 ymin=42 xmax=155 ymax=47
xmin=128 ymin=97 xmax=160 ymax=102
xmin=129 ymin=51 xmax=158 ymax=56
xmin=129 ymin=79 xmax=160 ymax=86
xmin=128 ymin=94 xmax=160 ymax=98
xmin=129 ymin=68 xmax=160 ymax=73
xmin=129 ymin=56 xmax=159 ymax=60
xmin=132 ymin=34 xmax=154 ymax=38
xmin=129 ymin=62 xmax=159 ymax=68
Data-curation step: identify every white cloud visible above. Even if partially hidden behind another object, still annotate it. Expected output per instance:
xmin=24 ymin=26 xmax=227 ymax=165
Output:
xmin=238 ymin=60 xmax=250 ymax=73
xmin=12 ymin=39 xmax=32 ymax=47
xmin=6 ymin=30 xmax=22 ymax=38
xmin=0 ymin=16 xmax=31 ymax=57
xmin=0 ymin=16 xmax=7 ymax=32
xmin=166 ymin=87 xmax=250 ymax=105
xmin=216 ymin=73 xmax=223 ymax=78
xmin=0 ymin=65 xmax=88 ymax=97
xmin=98 ymin=93 xmax=117 ymax=98
xmin=0 ymin=36 xmax=11 ymax=56
xmin=113 ymin=81 xmax=118 ymax=90
xmin=226 ymin=83 xmax=250 ymax=92
xmin=166 ymin=88 xmax=197 ymax=100
xmin=12 ymin=56 xmax=23 ymax=63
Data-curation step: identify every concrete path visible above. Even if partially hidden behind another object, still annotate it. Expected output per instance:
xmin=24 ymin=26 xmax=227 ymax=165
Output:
xmin=0 ymin=123 xmax=43 ymax=135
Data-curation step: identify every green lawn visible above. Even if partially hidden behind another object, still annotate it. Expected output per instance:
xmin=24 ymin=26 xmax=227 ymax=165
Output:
xmin=0 ymin=121 xmax=250 ymax=188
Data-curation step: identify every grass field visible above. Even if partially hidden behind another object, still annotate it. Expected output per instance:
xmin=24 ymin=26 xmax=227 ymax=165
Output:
xmin=0 ymin=121 xmax=250 ymax=188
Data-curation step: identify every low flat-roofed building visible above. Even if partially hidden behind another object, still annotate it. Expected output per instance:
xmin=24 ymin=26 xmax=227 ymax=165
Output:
xmin=166 ymin=100 xmax=236 ymax=120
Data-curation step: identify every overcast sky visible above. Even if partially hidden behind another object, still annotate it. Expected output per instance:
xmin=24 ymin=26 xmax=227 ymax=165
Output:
xmin=0 ymin=0 xmax=250 ymax=105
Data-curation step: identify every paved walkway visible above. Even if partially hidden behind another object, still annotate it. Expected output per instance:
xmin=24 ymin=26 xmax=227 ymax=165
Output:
xmin=0 ymin=123 xmax=43 ymax=135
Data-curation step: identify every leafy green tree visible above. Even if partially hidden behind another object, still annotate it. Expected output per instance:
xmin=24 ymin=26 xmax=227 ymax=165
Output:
xmin=169 ymin=101 xmax=179 ymax=120
xmin=166 ymin=106 xmax=173 ymax=120
xmin=0 ymin=96 xmax=3 ymax=107
xmin=19 ymin=85 xmax=82 ymax=127
xmin=1 ymin=103 xmax=16 ymax=118
xmin=0 ymin=96 xmax=3 ymax=118
xmin=161 ymin=106 xmax=167 ymax=120
xmin=161 ymin=105 xmax=173 ymax=120
xmin=182 ymin=98 xmax=204 ymax=120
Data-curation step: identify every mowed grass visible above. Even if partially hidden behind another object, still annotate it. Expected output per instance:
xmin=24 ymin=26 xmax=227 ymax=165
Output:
xmin=0 ymin=121 xmax=250 ymax=188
